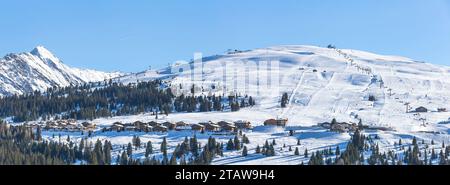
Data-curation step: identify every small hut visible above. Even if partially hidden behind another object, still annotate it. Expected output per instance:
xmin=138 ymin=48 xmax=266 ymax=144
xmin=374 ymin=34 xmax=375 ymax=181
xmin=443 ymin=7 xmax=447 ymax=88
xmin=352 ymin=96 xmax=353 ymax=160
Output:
xmin=437 ymin=108 xmax=447 ymax=112
xmin=415 ymin=106 xmax=428 ymax=113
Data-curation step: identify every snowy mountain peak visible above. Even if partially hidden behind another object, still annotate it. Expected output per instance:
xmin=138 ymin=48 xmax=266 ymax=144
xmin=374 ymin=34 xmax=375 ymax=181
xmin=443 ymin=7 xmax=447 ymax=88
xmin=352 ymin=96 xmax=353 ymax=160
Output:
xmin=31 ymin=45 xmax=56 ymax=58
xmin=0 ymin=46 xmax=122 ymax=97
xmin=29 ymin=45 xmax=62 ymax=66
xmin=31 ymin=45 xmax=51 ymax=55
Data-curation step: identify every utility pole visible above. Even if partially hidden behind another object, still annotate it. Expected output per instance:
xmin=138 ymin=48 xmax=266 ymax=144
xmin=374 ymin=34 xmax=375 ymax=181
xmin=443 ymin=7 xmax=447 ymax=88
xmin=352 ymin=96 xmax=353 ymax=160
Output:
xmin=404 ymin=102 xmax=410 ymax=113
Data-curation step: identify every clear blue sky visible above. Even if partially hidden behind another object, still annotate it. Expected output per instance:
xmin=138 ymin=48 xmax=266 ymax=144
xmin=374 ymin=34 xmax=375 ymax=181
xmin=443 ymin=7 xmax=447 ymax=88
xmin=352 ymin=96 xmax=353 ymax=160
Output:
xmin=1 ymin=0 xmax=450 ymax=72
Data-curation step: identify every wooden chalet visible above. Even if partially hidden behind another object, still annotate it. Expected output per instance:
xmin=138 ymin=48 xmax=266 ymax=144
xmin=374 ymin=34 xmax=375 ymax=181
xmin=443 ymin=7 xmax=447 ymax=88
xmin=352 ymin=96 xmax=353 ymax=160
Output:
xmin=264 ymin=118 xmax=288 ymax=127
xmin=176 ymin=121 xmax=188 ymax=127
xmin=111 ymin=123 xmax=124 ymax=132
xmin=153 ymin=125 xmax=168 ymax=132
xmin=221 ymin=124 xmax=237 ymax=132
xmin=234 ymin=120 xmax=252 ymax=129
xmin=147 ymin=121 xmax=159 ymax=127
xmin=81 ymin=122 xmax=96 ymax=130
xmin=191 ymin=123 xmax=205 ymax=132
xmin=205 ymin=123 xmax=221 ymax=132
xmin=162 ymin=121 xmax=176 ymax=130
xmin=217 ymin=121 xmax=234 ymax=128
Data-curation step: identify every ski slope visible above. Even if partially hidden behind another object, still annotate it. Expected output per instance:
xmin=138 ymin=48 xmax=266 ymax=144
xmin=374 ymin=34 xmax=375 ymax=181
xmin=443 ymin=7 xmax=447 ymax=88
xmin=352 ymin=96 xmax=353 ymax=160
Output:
xmin=112 ymin=45 xmax=450 ymax=133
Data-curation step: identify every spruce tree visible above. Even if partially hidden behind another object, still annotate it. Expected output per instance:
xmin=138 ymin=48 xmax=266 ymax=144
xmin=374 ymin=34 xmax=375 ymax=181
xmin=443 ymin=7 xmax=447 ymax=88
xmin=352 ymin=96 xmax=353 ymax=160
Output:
xmin=242 ymin=134 xmax=250 ymax=144
xmin=161 ymin=137 xmax=168 ymax=154
xmin=126 ymin=143 xmax=133 ymax=157
xmin=145 ymin=141 xmax=153 ymax=157
xmin=227 ymin=139 xmax=234 ymax=150
xmin=294 ymin=147 xmax=300 ymax=155
xmin=335 ymin=146 xmax=340 ymax=156
xmin=304 ymin=148 xmax=309 ymax=158
xmin=120 ymin=151 xmax=128 ymax=165
xmin=242 ymin=146 xmax=248 ymax=156
xmin=169 ymin=154 xmax=177 ymax=165
xmin=104 ymin=140 xmax=112 ymax=165
xmin=36 ymin=126 xmax=42 ymax=141
xmin=234 ymin=136 xmax=241 ymax=150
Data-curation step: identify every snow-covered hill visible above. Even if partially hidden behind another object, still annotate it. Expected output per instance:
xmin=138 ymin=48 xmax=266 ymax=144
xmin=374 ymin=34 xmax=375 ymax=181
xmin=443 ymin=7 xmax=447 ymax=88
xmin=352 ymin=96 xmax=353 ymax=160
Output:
xmin=114 ymin=45 xmax=450 ymax=133
xmin=0 ymin=46 xmax=122 ymax=96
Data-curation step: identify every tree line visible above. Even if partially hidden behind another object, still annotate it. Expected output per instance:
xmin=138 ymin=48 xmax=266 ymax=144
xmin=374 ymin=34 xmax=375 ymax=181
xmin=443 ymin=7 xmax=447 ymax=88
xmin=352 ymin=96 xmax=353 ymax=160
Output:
xmin=307 ymin=130 xmax=450 ymax=165
xmin=0 ymin=80 xmax=255 ymax=122
xmin=0 ymin=120 xmax=112 ymax=165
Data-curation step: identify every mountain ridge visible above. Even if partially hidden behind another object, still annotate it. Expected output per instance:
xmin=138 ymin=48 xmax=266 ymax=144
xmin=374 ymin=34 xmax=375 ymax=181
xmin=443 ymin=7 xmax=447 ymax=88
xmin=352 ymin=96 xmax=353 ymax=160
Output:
xmin=0 ymin=46 xmax=122 ymax=96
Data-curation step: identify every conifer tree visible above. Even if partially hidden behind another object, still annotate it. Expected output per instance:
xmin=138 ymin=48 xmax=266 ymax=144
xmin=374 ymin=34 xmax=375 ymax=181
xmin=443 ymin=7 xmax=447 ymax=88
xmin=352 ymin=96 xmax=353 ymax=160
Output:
xmin=335 ymin=146 xmax=340 ymax=156
xmin=126 ymin=143 xmax=133 ymax=157
xmin=161 ymin=137 xmax=168 ymax=155
xmin=104 ymin=140 xmax=112 ymax=165
xmin=242 ymin=134 xmax=250 ymax=144
xmin=294 ymin=147 xmax=300 ymax=155
xmin=234 ymin=136 xmax=241 ymax=150
xmin=145 ymin=141 xmax=153 ymax=158
xmin=169 ymin=154 xmax=177 ymax=165
xmin=242 ymin=146 xmax=248 ymax=156
xmin=120 ymin=151 xmax=128 ymax=165
xmin=227 ymin=139 xmax=234 ymax=150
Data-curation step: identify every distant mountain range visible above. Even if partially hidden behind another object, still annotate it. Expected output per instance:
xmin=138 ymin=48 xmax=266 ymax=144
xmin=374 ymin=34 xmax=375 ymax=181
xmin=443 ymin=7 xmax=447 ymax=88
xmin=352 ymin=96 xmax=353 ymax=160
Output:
xmin=0 ymin=46 xmax=122 ymax=96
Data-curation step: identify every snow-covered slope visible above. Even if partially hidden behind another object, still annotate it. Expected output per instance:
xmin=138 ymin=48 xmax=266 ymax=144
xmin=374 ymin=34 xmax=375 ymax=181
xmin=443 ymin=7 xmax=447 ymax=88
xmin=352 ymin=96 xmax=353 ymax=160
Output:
xmin=114 ymin=45 xmax=450 ymax=133
xmin=0 ymin=46 xmax=122 ymax=96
